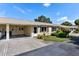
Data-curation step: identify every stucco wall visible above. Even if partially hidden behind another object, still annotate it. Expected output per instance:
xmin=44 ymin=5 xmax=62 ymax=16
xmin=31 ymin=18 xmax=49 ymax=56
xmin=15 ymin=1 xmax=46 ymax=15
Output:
xmin=0 ymin=25 xmax=6 ymax=31
xmin=0 ymin=25 xmax=52 ymax=37
xmin=10 ymin=25 xmax=25 ymax=35
xmin=24 ymin=26 xmax=33 ymax=36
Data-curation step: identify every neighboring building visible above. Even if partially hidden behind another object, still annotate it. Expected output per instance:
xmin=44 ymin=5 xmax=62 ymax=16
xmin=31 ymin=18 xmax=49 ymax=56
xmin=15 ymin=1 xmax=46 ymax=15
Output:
xmin=0 ymin=18 xmax=53 ymax=40
xmin=53 ymin=25 xmax=78 ymax=31
xmin=58 ymin=25 xmax=78 ymax=31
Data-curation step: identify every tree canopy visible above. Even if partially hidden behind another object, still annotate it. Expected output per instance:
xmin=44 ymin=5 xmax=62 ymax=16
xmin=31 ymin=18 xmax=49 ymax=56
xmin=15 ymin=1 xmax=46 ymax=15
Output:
xmin=34 ymin=15 xmax=52 ymax=23
xmin=74 ymin=19 xmax=79 ymax=25
xmin=61 ymin=21 xmax=72 ymax=26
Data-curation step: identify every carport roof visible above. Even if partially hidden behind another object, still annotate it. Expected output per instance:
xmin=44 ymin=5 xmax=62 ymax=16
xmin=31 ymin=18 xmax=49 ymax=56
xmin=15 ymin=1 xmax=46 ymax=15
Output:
xmin=0 ymin=18 xmax=53 ymax=26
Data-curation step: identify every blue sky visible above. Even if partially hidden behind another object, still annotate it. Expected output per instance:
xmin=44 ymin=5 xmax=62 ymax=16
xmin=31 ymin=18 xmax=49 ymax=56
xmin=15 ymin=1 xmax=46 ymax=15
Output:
xmin=0 ymin=3 xmax=79 ymax=24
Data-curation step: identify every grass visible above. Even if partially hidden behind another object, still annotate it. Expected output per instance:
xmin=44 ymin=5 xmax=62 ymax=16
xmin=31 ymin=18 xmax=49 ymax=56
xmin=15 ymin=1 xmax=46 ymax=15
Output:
xmin=37 ymin=35 xmax=65 ymax=42
xmin=44 ymin=36 xmax=65 ymax=42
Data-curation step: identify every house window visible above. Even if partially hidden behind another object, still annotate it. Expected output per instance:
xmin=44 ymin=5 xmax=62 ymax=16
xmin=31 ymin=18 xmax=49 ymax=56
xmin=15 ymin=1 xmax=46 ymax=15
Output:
xmin=19 ymin=27 xmax=24 ymax=30
xmin=12 ymin=29 xmax=14 ymax=31
xmin=41 ymin=27 xmax=46 ymax=32
xmin=34 ymin=27 xmax=37 ymax=33
xmin=21 ymin=28 xmax=23 ymax=30
xmin=52 ymin=27 xmax=56 ymax=31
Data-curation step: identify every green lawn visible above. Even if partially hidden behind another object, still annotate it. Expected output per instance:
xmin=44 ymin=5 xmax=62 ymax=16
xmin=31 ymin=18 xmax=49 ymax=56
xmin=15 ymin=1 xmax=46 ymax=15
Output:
xmin=44 ymin=36 xmax=65 ymax=42
xmin=37 ymin=35 xmax=66 ymax=42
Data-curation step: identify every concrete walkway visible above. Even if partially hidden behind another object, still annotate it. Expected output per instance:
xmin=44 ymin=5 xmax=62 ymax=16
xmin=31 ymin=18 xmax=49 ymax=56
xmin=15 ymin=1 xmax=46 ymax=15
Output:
xmin=0 ymin=37 xmax=53 ymax=56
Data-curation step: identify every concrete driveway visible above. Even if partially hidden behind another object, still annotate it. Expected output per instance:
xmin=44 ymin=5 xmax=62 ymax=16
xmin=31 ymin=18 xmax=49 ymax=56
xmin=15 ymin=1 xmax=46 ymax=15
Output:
xmin=17 ymin=42 xmax=79 ymax=56
xmin=0 ymin=37 xmax=52 ymax=56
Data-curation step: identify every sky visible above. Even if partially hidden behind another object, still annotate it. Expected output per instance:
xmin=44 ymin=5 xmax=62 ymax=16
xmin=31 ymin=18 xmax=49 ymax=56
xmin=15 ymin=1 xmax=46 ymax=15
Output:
xmin=0 ymin=3 xmax=79 ymax=24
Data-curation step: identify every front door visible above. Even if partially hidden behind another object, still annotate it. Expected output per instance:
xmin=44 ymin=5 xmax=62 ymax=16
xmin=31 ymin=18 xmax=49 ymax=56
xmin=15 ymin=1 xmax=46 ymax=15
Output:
xmin=34 ymin=27 xmax=37 ymax=33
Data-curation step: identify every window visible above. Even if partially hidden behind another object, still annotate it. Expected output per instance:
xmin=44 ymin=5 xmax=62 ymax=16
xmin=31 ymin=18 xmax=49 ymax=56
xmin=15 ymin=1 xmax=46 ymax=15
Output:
xmin=52 ymin=27 xmax=56 ymax=31
xmin=21 ymin=28 xmax=23 ymax=30
xmin=12 ymin=29 xmax=14 ymax=31
xmin=44 ymin=27 xmax=46 ymax=31
xmin=41 ymin=27 xmax=46 ymax=32
xmin=19 ymin=27 xmax=24 ymax=30
xmin=34 ymin=27 xmax=37 ymax=33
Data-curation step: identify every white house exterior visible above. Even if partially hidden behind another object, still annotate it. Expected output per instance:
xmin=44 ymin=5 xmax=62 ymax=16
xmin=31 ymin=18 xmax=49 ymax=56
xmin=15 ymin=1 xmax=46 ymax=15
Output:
xmin=0 ymin=18 xmax=53 ymax=40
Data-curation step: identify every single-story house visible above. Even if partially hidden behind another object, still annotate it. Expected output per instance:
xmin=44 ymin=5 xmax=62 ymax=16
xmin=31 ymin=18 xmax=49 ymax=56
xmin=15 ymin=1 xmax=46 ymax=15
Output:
xmin=0 ymin=18 xmax=53 ymax=40
xmin=53 ymin=25 xmax=78 ymax=31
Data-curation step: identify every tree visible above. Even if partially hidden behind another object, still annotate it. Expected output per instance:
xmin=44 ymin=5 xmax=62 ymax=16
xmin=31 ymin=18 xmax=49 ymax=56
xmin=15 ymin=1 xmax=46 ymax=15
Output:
xmin=61 ymin=21 xmax=72 ymax=26
xmin=34 ymin=15 xmax=52 ymax=23
xmin=74 ymin=19 xmax=79 ymax=25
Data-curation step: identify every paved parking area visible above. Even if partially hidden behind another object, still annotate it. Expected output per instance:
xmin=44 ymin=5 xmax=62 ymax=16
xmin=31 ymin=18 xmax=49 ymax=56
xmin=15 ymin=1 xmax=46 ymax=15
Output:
xmin=0 ymin=37 xmax=52 ymax=56
xmin=17 ymin=42 xmax=79 ymax=56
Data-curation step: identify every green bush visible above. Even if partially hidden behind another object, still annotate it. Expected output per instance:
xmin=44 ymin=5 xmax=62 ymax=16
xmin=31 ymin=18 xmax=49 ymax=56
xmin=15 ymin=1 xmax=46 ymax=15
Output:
xmin=51 ymin=30 xmax=70 ymax=38
xmin=37 ymin=35 xmax=44 ymax=39
xmin=51 ymin=31 xmax=58 ymax=36
xmin=58 ymin=31 xmax=67 ymax=37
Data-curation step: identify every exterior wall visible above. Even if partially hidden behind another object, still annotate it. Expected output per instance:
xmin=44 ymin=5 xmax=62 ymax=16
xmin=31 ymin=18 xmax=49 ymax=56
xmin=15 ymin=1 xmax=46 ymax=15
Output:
xmin=24 ymin=26 xmax=33 ymax=36
xmin=37 ymin=27 xmax=40 ymax=34
xmin=10 ymin=25 xmax=33 ymax=36
xmin=31 ymin=26 xmax=38 ymax=37
xmin=49 ymin=27 xmax=52 ymax=35
xmin=10 ymin=25 xmax=25 ymax=35
xmin=31 ymin=26 xmax=52 ymax=37
xmin=47 ymin=26 xmax=52 ymax=35
xmin=0 ymin=25 xmax=33 ymax=38
xmin=0 ymin=25 xmax=6 ymax=31
xmin=0 ymin=25 xmax=53 ymax=38
xmin=0 ymin=25 xmax=6 ymax=39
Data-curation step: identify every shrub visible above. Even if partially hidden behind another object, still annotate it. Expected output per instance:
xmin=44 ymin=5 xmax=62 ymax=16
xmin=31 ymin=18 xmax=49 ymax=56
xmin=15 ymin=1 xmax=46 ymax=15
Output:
xmin=58 ymin=31 xmax=67 ymax=37
xmin=37 ymin=35 xmax=65 ymax=42
xmin=43 ymin=36 xmax=65 ymax=42
xmin=37 ymin=33 xmax=46 ymax=39
xmin=51 ymin=29 xmax=70 ymax=38
xmin=51 ymin=31 xmax=58 ymax=36
xmin=37 ymin=35 xmax=44 ymax=39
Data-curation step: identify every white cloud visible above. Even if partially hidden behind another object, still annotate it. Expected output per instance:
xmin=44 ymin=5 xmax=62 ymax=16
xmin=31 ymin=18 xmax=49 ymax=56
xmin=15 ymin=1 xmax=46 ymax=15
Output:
xmin=58 ymin=16 xmax=68 ymax=21
xmin=13 ymin=5 xmax=32 ymax=15
xmin=43 ymin=3 xmax=51 ymax=7
xmin=74 ymin=16 xmax=79 ymax=20
xmin=57 ymin=16 xmax=74 ymax=24
xmin=27 ymin=9 xmax=32 ymax=13
xmin=13 ymin=5 xmax=26 ymax=14
xmin=56 ymin=12 xmax=60 ymax=16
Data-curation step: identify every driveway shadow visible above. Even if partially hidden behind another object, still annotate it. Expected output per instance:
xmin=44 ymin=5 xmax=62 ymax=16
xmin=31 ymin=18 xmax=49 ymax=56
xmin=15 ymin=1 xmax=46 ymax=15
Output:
xmin=15 ymin=42 xmax=79 ymax=56
xmin=69 ymin=37 xmax=79 ymax=45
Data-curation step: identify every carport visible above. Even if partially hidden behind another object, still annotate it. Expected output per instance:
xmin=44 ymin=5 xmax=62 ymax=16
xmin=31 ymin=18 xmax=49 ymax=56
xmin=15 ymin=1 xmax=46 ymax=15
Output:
xmin=0 ymin=24 xmax=33 ymax=40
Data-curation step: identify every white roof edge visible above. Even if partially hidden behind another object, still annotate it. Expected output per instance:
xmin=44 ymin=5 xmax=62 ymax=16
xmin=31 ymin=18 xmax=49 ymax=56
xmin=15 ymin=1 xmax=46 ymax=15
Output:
xmin=0 ymin=17 xmax=53 ymax=26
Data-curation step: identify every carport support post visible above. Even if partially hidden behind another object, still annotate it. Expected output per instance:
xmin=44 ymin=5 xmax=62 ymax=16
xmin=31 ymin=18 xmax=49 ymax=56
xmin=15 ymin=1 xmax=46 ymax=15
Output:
xmin=6 ymin=24 xmax=9 ymax=40
xmin=48 ymin=27 xmax=52 ymax=35
xmin=31 ymin=27 xmax=34 ymax=37
xmin=37 ymin=26 xmax=40 ymax=34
